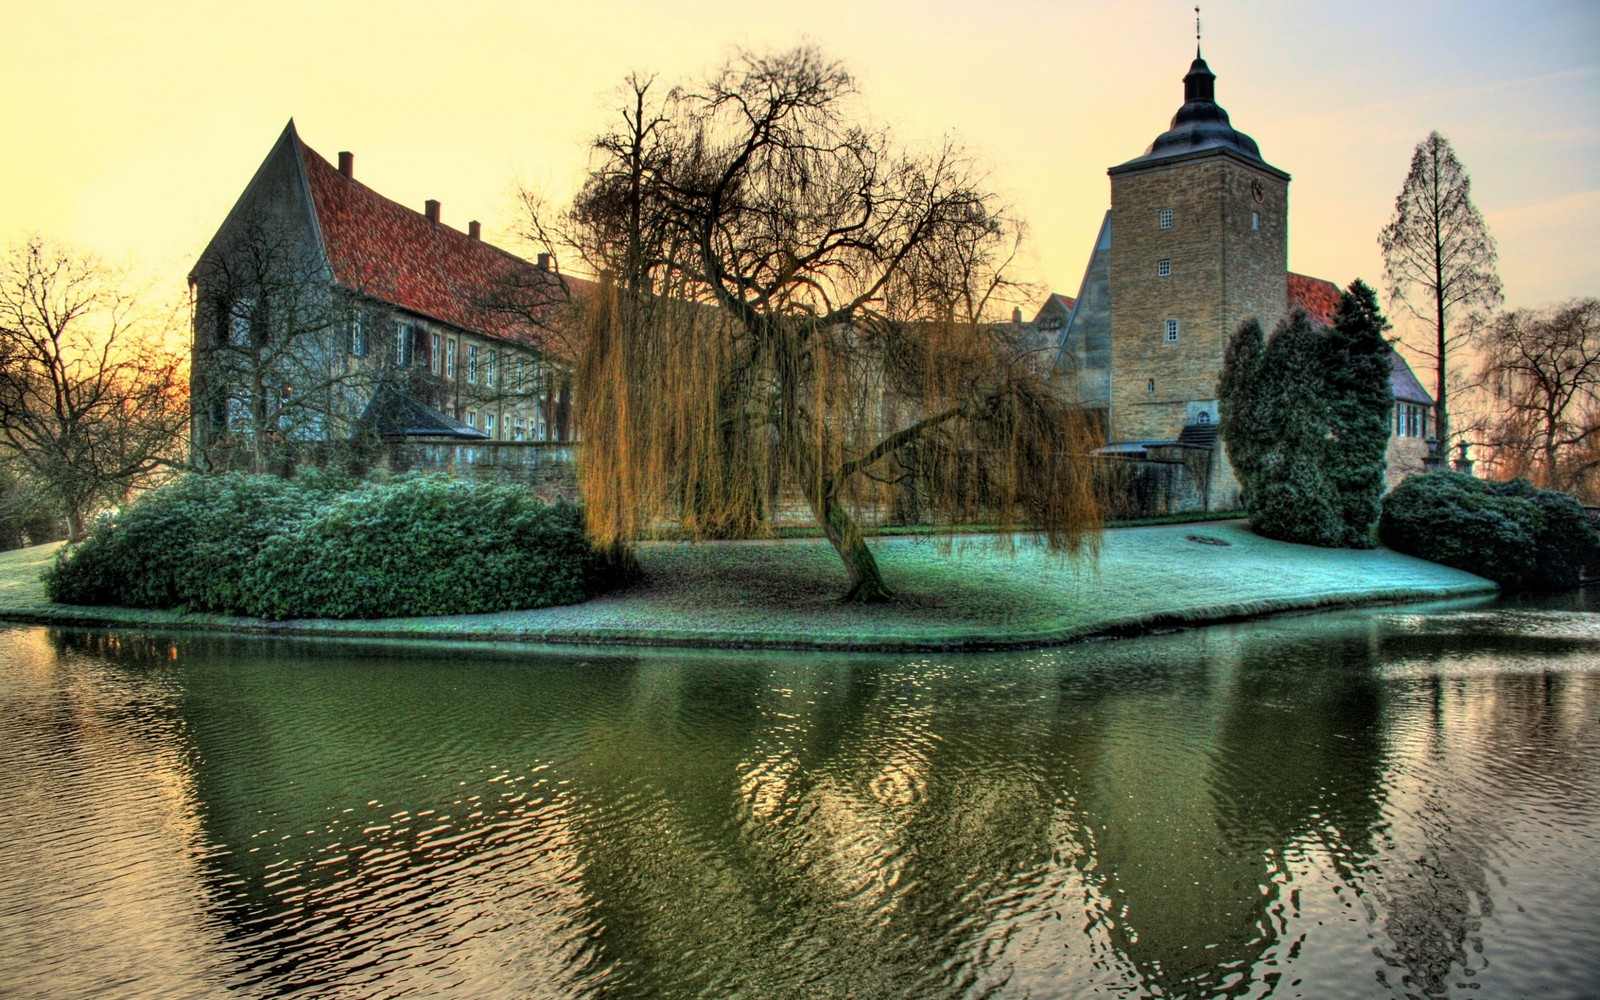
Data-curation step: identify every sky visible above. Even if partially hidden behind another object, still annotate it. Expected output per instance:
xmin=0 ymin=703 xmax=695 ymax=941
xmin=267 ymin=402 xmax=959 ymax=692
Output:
xmin=3 ymin=0 xmax=1596 ymax=345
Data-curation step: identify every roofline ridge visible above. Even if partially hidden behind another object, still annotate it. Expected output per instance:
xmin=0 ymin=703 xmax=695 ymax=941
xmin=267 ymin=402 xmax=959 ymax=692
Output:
xmin=188 ymin=121 xmax=319 ymax=284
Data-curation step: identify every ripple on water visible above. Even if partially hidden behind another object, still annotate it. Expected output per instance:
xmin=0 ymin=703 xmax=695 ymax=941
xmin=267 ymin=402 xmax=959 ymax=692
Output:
xmin=2 ymin=615 xmax=1599 ymax=998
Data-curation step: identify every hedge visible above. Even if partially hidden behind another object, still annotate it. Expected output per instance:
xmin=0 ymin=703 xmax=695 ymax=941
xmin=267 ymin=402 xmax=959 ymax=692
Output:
xmin=1378 ymin=472 xmax=1599 ymax=590
xmin=46 ymin=472 xmax=620 ymax=618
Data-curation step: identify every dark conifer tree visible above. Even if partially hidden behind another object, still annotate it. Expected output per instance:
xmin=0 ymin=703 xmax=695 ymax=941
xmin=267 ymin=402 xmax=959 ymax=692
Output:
xmin=1323 ymin=280 xmax=1396 ymax=547
xmin=1219 ymin=285 xmax=1394 ymax=548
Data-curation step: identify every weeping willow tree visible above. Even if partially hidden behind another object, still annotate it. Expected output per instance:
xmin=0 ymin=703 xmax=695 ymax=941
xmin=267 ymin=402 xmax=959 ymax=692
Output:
xmin=558 ymin=49 xmax=1101 ymax=602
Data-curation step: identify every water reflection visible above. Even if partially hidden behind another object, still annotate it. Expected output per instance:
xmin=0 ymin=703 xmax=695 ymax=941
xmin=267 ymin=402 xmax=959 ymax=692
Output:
xmin=0 ymin=596 xmax=1596 ymax=999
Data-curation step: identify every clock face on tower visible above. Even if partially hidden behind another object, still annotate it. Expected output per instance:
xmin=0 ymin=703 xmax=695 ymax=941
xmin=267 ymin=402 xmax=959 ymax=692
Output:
xmin=1252 ymin=179 xmax=1265 ymax=203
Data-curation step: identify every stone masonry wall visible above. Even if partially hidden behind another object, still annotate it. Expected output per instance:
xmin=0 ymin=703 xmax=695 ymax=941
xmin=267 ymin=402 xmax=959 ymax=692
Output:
xmin=1108 ymin=155 xmax=1288 ymax=445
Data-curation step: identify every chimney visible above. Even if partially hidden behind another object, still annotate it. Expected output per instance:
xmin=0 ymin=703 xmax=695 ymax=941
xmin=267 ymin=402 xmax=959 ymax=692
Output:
xmin=1012 ymin=306 xmax=1023 ymax=324
xmin=468 ymin=220 xmax=481 ymax=240
xmin=536 ymin=252 xmax=551 ymax=270
xmin=338 ymin=151 xmax=354 ymax=179
xmin=425 ymin=199 xmax=440 ymax=224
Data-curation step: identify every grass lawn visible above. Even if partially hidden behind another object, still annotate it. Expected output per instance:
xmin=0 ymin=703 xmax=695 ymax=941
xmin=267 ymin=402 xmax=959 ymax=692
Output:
xmin=0 ymin=521 xmax=1496 ymax=650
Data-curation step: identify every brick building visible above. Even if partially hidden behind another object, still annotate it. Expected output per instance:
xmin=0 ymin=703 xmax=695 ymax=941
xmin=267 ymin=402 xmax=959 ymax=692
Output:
xmin=189 ymin=121 xmax=584 ymax=473
xmin=1045 ymin=52 xmax=1435 ymax=511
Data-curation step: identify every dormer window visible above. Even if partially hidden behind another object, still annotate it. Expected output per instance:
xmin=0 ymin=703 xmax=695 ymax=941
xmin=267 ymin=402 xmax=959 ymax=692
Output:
xmin=1159 ymin=209 xmax=1173 ymax=229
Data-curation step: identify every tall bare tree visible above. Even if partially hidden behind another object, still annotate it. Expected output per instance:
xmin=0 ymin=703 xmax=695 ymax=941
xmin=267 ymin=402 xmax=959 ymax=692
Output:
xmin=0 ymin=238 xmax=188 ymax=540
xmin=1379 ymin=131 xmax=1502 ymax=454
xmin=553 ymin=49 xmax=1101 ymax=601
xmin=1475 ymin=298 xmax=1600 ymax=498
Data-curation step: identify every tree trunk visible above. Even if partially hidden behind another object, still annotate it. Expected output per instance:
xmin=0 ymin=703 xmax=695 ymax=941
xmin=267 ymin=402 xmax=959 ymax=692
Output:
xmin=1435 ymin=284 xmax=1449 ymax=451
xmin=811 ymin=486 xmax=893 ymax=603
xmin=66 ymin=504 xmax=87 ymax=544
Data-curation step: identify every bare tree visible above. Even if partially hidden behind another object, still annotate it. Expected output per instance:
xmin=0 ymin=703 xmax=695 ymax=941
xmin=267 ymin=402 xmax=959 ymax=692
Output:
xmin=553 ymin=49 xmax=1101 ymax=602
xmin=1475 ymin=298 xmax=1600 ymax=498
xmin=0 ymin=238 xmax=188 ymax=540
xmin=1379 ymin=131 xmax=1502 ymax=454
xmin=190 ymin=211 xmax=381 ymax=473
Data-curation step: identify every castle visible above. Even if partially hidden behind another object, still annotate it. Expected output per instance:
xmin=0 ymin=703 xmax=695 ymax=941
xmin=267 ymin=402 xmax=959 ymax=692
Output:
xmin=189 ymin=51 xmax=1434 ymax=508
xmin=1043 ymin=50 xmax=1434 ymax=510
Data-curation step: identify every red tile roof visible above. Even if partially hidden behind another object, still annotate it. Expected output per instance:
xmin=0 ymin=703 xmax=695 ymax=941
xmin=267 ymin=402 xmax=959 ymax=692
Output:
xmin=1287 ymin=272 xmax=1342 ymax=328
xmin=297 ymin=136 xmax=584 ymax=355
xmin=1287 ymin=271 xmax=1434 ymax=406
xmin=1050 ymin=292 xmax=1077 ymax=312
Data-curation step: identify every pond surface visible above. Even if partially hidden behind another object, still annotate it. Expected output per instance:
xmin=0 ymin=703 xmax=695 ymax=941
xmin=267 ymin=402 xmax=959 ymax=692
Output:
xmin=1 ymin=594 xmax=1597 ymax=999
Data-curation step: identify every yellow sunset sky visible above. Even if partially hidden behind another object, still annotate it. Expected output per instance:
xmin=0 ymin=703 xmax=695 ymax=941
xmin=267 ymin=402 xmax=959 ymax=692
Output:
xmin=3 ymin=0 xmax=1596 ymax=343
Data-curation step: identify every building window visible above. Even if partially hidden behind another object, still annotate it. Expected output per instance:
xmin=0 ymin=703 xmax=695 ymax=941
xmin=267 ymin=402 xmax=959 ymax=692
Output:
xmin=396 ymin=323 xmax=413 ymax=367
xmin=446 ymin=340 xmax=457 ymax=379
xmin=1157 ymin=258 xmax=1171 ymax=277
xmin=466 ymin=410 xmax=477 ymax=428
xmin=514 ymin=419 xmax=525 ymax=440
xmin=1251 ymin=211 xmax=1260 ymax=231
xmin=485 ymin=412 xmax=496 ymax=439
xmin=431 ymin=333 xmax=440 ymax=374
xmin=1395 ymin=403 xmax=1429 ymax=438
xmin=1159 ymin=209 xmax=1173 ymax=229
xmin=1165 ymin=319 xmax=1180 ymax=344
xmin=1147 ymin=379 xmax=1156 ymax=394
xmin=468 ymin=345 xmax=479 ymax=385
xmin=516 ymin=358 xmax=526 ymax=390
xmin=349 ymin=311 xmax=367 ymax=357
xmin=486 ymin=350 xmax=497 ymax=388
xmin=230 ymin=304 xmax=251 ymax=347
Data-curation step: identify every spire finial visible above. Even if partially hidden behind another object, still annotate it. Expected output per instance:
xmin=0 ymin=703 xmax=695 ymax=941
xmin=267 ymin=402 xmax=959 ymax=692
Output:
xmin=1195 ymin=6 xmax=1202 ymax=58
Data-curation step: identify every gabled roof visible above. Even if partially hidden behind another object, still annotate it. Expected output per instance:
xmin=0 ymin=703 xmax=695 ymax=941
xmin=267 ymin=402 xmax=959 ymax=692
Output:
xmin=1047 ymin=292 xmax=1076 ymax=313
xmin=291 ymin=124 xmax=586 ymax=354
xmin=359 ymin=383 xmax=489 ymax=439
xmin=1287 ymin=271 xmax=1435 ymax=407
xmin=1390 ymin=351 xmax=1435 ymax=406
xmin=1288 ymin=272 xmax=1342 ymax=327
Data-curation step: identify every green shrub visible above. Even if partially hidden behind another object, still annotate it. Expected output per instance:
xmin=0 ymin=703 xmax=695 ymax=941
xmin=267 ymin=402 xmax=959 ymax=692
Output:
xmin=241 ymin=476 xmax=611 ymax=619
xmin=48 ymin=470 xmax=620 ymax=619
xmin=44 ymin=472 xmax=343 ymax=608
xmin=1379 ymin=472 xmax=1600 ymax=590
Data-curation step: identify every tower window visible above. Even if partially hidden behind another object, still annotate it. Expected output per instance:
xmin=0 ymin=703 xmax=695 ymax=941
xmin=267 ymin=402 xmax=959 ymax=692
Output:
xmin=1157 ymin=258 xmax=1171 ymax=277
xmin=1251 ymin=211 xmax=1260 ymax=231
xmin=1147 ymin=379 xmax=1156 ymax=394
xmin=1165 ymin=319 xmax=1180 ymax=344
xmin=1159 ymin=209 xmax=1173 ymax=229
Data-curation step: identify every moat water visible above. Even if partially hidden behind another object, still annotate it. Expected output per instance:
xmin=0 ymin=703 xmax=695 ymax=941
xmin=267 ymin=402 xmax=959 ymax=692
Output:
xmin=1 ymin=593 xmax=1597 ymax=999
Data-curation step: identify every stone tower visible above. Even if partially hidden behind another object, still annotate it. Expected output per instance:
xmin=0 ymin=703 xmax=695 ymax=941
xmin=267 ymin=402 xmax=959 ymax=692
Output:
xmin=1106 ymin=53 xmax=1289 ymax=444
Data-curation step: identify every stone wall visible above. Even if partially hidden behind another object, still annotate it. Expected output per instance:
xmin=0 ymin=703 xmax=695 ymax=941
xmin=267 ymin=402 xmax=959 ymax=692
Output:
xmin=1108 ymin=156 xmax=1288 ymax=444
xmin=381 ymin=439 xmax=580 ymax=502
xmin=1384 ymin=435 xmax=1430 ymax=490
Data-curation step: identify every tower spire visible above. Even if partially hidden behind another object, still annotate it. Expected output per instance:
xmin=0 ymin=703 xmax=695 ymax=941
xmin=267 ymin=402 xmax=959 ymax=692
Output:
xmin=1195 ymin=6 xmax=1202 ymax=58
